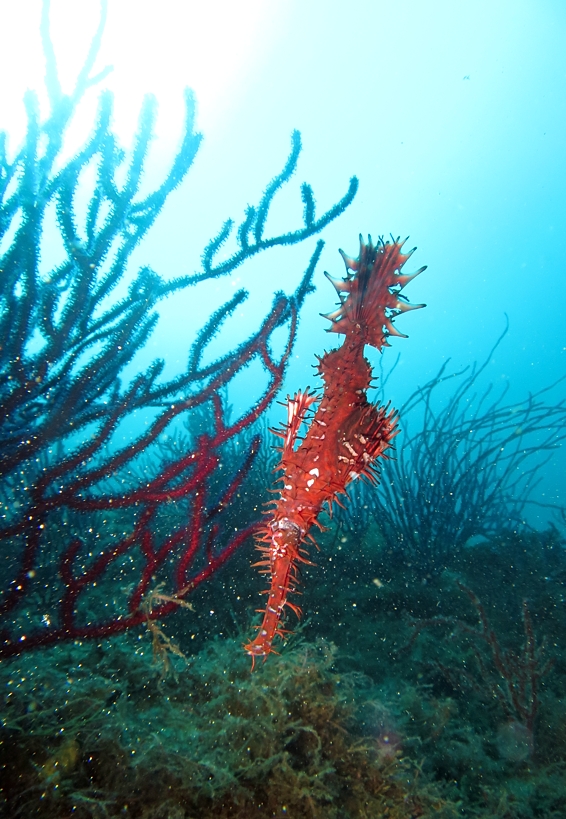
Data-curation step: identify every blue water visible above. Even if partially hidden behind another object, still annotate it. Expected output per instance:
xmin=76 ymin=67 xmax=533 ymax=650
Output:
xmin=121 ymin=0 xmax=566 ymax=521
xmin=4 ymin=1 xmax=563 ymax=517
xmin=202 ymin=0 xmax=566 ymax=522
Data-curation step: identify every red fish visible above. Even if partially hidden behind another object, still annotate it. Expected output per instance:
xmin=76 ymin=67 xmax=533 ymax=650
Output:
xmin=245 ymin=236 xmax=425 ymax=664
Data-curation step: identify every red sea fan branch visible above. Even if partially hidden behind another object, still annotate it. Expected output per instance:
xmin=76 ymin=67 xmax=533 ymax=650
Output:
xmin=0 ymin=5 xmax=358 ymax=659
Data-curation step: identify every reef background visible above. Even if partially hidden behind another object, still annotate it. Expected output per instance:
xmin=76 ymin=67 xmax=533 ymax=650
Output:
xmin=2 ymin=524 xmax=566 ymax=818
xmin=1 ymin=2 xmax=566 ymax=817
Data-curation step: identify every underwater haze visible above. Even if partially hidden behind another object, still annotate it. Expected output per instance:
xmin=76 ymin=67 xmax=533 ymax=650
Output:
xmin=1 ymin=0 xmax=564 ymax=506
xmin=3 ymin=0 xmax=563 ymax=517
xmin=1 ymin=2 xmax=566 ymax=817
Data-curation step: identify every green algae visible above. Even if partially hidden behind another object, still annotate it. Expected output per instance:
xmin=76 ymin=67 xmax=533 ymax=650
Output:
xmin=1 ymin=526 xmax=566 ymax=818
xmin=0 ymin=635 xmax=452 ymax=818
